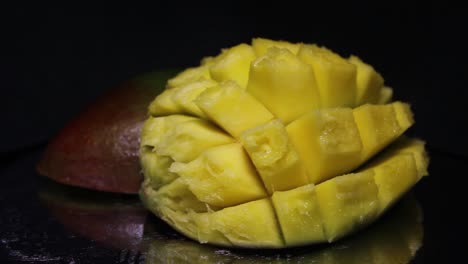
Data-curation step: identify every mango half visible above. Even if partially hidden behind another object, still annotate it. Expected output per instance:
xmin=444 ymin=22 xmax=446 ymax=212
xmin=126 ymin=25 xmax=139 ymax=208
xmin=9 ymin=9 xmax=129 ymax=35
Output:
xmin=140 ymin=38 xmax=429 ymax=248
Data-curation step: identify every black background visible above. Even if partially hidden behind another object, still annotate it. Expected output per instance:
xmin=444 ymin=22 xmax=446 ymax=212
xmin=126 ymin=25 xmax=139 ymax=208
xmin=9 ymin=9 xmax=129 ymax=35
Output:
xmin=2 ymin=3 xmax=467 ymax=156
xmin=1 ymin=3 xmax=467 ymax=263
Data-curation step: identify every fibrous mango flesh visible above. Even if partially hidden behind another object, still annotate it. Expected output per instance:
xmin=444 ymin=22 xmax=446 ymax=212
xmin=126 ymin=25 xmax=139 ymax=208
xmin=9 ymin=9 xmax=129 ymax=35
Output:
xmin=139 ymin=38 xmax=428 ymax=248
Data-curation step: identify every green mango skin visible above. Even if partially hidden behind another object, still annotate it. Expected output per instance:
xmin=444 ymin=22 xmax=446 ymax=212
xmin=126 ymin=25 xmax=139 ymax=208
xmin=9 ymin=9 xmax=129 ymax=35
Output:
xmin=37 ymin=70 xmax=178 ymax=194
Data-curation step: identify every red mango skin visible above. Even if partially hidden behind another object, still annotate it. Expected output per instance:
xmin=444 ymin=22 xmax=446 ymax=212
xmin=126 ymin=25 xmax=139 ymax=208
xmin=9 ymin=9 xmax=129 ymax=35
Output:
xmin=37 ymin=70 xmax=178 ymax=194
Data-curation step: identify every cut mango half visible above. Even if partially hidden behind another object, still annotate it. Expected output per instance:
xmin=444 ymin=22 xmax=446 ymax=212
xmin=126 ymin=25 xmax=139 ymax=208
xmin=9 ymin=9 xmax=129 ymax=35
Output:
xmin=139 ymin=38 xmax=428 ymax=248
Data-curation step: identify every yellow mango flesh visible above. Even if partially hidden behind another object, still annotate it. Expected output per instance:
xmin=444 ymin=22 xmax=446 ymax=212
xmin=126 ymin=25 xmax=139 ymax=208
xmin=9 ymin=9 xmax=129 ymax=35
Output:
xmin=271 ymin=184 xmax=326 ymax=246
xmin=353 ymin=103 xmax=412 ymax=161
xmin=166 ymin=63 xmax=213 ymax=89
xmin=195 ymin=199 xmax=284 ymax=248
xmin=316 ymin=171 xmax=380 ymax=242
xmin=139 ymin=38 xmax=427 ymax=248
xmin=240 ymin=119 xmax=309 ymax=193
xmin=155 ymin=118 xmax=234 ymax=163
xmin=298 ymin=44 xmax=356 ymax=108
xmin=349 ymin=55 xmax=384 ymax=105
xmin=209 ymin=43 xmax=256 ymax=88
xmin=170 ymin=143 xmax=267 ymax=207
xmin=171 ymin=79 xmax=217 ymax=118
xmin=378 ymin=86 xmax=393 ymax=104
xmin=246 ymin=47 xmax=320 ymax=123
xmin=145 ymin=195 xmax=423 ymax=263
xmin=286 ymin=108 xmax=362 ymax=184
xmin=368 ymin=154 xmax=418 ymax=213
xmin=252 ymin=37 xmax=301 ymax=56
xmin=140 ymin=148 xmax=177 ymax=189
xmin=196 ymin=81 xmax=274 ymax=138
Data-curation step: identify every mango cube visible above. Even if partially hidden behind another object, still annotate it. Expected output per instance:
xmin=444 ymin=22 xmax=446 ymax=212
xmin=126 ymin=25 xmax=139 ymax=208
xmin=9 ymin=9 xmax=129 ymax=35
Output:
xmin=353 ymin=103 xmax=407 ymax=161
xmin=252 ymin=37 xmax=301 ymax=56
xmin=271 ymin=184 xmax=326 ymax=246
xmin=240 ymin=119 xmax=309 ymax=193
xmin=198 ymin=199 xmax=284 ymax=248
xmin=316 ymin=171 xmax=380 ymax=242
xmin=195 ymin=81 xmax=274 ymax=138
xmin=155 ymin=119 xmax=234 ymax=163
xmin=246 ymin=47 xmax=320 ymax=123
xmin=349 ymin=55 xmax=384 ymax=105
xmin=298 ymin=44 xmax=356 ymax=108
xmin=209 ymin=43 xmax=256 ymax=88
xmin=169 ymin=143 xmax=267 ymax=207
xmin=287 ymin=108 xmax=362 ymax=184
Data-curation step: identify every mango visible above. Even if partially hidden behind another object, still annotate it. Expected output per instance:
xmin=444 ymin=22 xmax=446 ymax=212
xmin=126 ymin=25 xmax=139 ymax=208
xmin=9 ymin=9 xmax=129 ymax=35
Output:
xmin=145 ymin=194 xmax=423 ymax=263
xmin=39 ymin=38 xmax=428 ymax=249
xmin=209 ymin=43 xmax=256 ymax=88
xmin=271 ymin=184 xmax=326 ymax=246
xmin=140 ymin=39 xmax=428 ymax=248
xmin=169 ymin=143 xmax=267 ymax=207
xmin=246 ymin=47 xmax=320 ymax=123
xmin=240 ymin=119 xmax=309 ymax=193
xmin=297 ymin=44 xmax=356 ymax=108
xmin=286 ymin=108 xmax=362 ymax=184
xmin=37 ymin=69 xmax=179 ymax=193
xmin=196 ymin=81 xmax=274 ymax=138
xmin=349 ymin=55 xmax=384 ymax=105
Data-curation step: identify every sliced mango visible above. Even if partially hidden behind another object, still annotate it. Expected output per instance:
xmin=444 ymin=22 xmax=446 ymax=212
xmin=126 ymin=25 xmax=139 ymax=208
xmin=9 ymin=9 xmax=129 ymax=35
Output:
xmin=271 ymin=184 xmax=326 ymax=246
xmin=298 ymin=44 xmax=356 ymax=108
xmin=195 ymin=81 xmax=274 ymax=138
xmin=139 ymin=38 xmax=428 ymax=249
xmin=170 ymin=143 xmax=267 ymax=207
xmin=252 ymin=37 xmax=301 ymax=56
xmin=349 ymin=55 xmax=384 ymax=105
xmin=353 ymin=102 xmax=413 ymax=161
xmin=140 ymin=115 xmax=196 ymax=148
xmin=155 ymin=119 xmax=234 ymax=163
xmin=196 ymin=199 xmax=284 ymax=248
xmin=140 ymin=148 xmax=177 ymax=189
xmin=148 ymin=88 xmax=184 ymax=116
xmin=166 ymin=64 xmax=213 ymax=89
xmin=209 ymin=43 xmax=256 ymax=88
xmin=316 ymin=171 xmax=380 ymax=242
xmin=240 ymin=119 xmax=309 ymax=193
xmin=246 ymin=47 xmax=320 ymax=123
xmin=171 ymin=79 xmax=218 ymax=118
xmin=378 ymin=86 xmax=393 ymax=104
xmin=287 ymin=108 xmax=362 ymax=184
xmin=369 ymin=154 xmax=418 ymax=213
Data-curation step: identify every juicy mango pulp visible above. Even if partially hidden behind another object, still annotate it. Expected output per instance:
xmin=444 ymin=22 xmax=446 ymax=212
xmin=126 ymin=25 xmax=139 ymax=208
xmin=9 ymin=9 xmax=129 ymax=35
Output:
xmin=139 ymin=38 xmax=428 ymax=248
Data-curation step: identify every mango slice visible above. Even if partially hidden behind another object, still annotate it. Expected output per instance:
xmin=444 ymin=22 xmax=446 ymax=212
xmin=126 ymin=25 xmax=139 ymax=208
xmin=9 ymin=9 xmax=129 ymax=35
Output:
xmin=170 ymin=143 xmax=267 ymax=207
xmin=209 ymin=43 xmax=256 ymax=88
xmin=139 ymin=38 xmax=428 ymax=248
xmin=252 ymin=37 xmax=301 ymax=56
xmin=316 ymin=171 xmax=380 ymax=242
xmin=298 ymin=44 xmax=356 ymax=108
xmin=195 ymin=81 xmax=274 ymax=138
xmin=247 ymin=47 xmax=320 ymax=123
xmin=349 ymin=55 xmax=384 ymax=105
xmin=195 ymin=199 xmax=284 ymax=248
xmin=240 ymin=119 xmax=309 ymax=193
xmin=271 ymin=184 xmax=326 ymax=246
xmin=286 ymin=108 xmax=362 ymax=184
xmin=145 ymin=195 xmax=423 ymax=263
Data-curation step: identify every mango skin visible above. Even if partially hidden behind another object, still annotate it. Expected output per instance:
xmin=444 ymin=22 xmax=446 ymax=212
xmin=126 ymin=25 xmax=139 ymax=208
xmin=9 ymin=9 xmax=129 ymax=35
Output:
xmin=37 ymin=70 xmax=178 ymax=193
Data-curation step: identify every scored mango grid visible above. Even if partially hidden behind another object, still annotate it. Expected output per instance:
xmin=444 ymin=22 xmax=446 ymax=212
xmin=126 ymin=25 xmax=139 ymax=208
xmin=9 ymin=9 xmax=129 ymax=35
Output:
xmin=140 ymin=99 xmax=420 ymax=247
xmin=139 ymin=38 xmax=424 ymax=247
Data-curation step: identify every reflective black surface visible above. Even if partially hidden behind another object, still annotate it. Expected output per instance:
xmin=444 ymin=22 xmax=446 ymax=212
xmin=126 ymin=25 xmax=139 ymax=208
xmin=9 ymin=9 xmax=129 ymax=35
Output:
xmin=1 ymin=146 xmax=466 ymax=263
